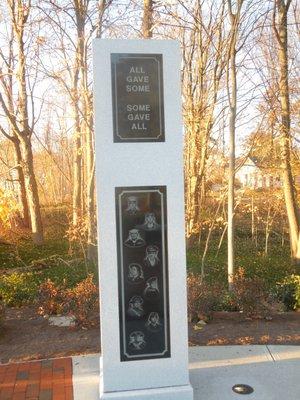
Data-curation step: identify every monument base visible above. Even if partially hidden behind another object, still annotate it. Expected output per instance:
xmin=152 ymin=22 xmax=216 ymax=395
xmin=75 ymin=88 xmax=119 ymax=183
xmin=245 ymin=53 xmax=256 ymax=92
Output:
xmin=100 ymin=384 xmax=193 ymax=400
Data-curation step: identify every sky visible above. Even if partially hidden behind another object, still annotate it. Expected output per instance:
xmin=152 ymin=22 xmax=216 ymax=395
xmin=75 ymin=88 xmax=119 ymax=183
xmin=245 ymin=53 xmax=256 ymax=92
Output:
xmin=0 ymin=0 xmax=299 ymax=159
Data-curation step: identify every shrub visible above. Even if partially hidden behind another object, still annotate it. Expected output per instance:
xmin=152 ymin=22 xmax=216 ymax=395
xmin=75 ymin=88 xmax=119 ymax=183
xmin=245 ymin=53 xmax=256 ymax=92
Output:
xmin=37 ymin=275 xmax=99 ymax=327
xmin=220 ymin=291 xmax=239 ymax=312
xmin=0 ymin=256 xmax=95 ymax=307
xmin=0 ymin=273 xmax=38 ymax=306
xmin=275 ymin=274 xmax=300 ymax=311
xmin=37 ymin=279 xmax=66 ymax=316
xmin=64 ymin=275 xmax=99 ymax=327
xmin=232 ymin=267 xmax=277 ymax=318
xmin=187 ymin=273 xmax=223 ymax=321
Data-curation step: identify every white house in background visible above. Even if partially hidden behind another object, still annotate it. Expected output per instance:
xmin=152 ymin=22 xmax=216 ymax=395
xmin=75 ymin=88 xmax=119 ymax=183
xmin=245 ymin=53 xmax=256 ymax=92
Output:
xmin=236 ymin=156 xmax=282 ymax=189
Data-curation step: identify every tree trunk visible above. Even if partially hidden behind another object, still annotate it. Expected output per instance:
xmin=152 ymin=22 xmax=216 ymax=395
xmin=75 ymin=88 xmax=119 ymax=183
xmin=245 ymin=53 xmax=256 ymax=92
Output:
xmin=86 ymin=138 xmax=96 ymax=261
xmin=12 ymin=137 xmax=30 ymax=228
xmin=96 ymin=0 xmax=107 ymax=38
xmin=72 ymin=119 xmax=82 ymax=226
xmin=227 ymin=44 xmax=237 ymax=291
xmin=226 ymin=0 xmax=244 ymax=290
xmin=1 ymin=0 xmax=44 ymax=244
xmin=85 ymin=100 xmax=96 ymax=262
xmin=251 ymin=194 xmax=255 ymax=242
xmin=265 ymin=203 xmax=271 ymax=255
xmin=142 ymin=0 xmax=154 ymax=38
xmin=20 ymin=137 xmax=44 ymax=245
xmin=72 ymin=1 xmax=85 ymax=227
xmin=273 ymin=0 xmax=300 ymax=262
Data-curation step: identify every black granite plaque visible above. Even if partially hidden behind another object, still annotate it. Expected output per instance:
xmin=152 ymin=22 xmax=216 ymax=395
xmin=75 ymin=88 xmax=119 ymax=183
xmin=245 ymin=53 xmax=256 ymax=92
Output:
xmin=115 ymin=186 xmax=170 ymax=361
xmin=111 ymin=54 xmax=165 ymax=142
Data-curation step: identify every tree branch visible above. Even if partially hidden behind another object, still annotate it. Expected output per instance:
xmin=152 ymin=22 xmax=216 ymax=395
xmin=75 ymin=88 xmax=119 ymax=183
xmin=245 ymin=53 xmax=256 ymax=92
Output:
xmin=0 ymin=93 xmax=20 ymax=134
xmin=0 ymin=124 xmax=13 ymax=141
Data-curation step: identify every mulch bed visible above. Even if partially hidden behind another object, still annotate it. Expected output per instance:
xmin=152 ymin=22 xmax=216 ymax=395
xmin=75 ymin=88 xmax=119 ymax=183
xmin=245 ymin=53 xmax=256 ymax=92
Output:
xmin=0 ymin=307 xmax=100 ymax=364
xmin=189 ymin=311 xmax=300 ymax=346
xmin=1 ymin=307 xmax=300 ymax=364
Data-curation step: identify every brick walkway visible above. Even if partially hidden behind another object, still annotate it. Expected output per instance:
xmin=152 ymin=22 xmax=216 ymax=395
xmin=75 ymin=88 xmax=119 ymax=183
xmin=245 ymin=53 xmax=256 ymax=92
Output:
xmin=0 ymin=358 xmax=73 ymax=400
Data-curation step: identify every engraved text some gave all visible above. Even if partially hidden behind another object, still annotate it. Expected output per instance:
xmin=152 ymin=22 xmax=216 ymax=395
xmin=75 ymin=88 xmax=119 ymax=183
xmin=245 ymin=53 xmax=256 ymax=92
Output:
xmin=126 ymin=66 xmax=151 ymax=131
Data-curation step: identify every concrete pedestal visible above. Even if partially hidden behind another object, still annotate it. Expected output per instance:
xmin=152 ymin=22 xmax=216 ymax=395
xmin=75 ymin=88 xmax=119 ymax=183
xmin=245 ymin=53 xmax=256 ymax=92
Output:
xmin=93 ymin=39 xmax=193 ymax=400
xmin=100 ymin=385 xmax=193 ymax=400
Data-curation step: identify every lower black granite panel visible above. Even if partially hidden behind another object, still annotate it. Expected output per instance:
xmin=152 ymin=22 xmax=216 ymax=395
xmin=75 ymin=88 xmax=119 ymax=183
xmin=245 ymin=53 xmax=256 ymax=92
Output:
xmin=115 ymin=186 xmax=170 ymax=362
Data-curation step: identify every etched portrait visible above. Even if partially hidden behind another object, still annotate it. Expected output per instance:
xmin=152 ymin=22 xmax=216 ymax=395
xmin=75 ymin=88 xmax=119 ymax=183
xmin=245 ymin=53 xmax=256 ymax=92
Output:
xmin=145 ymin=312 xmax=162 ymax=332
xmin=125 ymin=196 xmax=140 ymax=214
xmin=144 ymin=245 xmax=160 ymax=267
xmin=141 ymin=212 xmax=160 ymax=231
xmin=127 ymin=296 xmax=144 ymax=318
xmin=124 ymin=229 xmax=145 ymax=247
xmin=128 ymin=331 xmax=146 ymax=350
xmin=127 ymin=263 xmax=144 ymax=283
xmin=143 ymin=276 xmax=159 ymax=299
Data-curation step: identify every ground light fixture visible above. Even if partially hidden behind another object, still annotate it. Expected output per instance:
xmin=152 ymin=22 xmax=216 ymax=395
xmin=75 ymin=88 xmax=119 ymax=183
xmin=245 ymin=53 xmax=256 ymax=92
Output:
xmin=232 ymin=384 xmax=254 ymax=395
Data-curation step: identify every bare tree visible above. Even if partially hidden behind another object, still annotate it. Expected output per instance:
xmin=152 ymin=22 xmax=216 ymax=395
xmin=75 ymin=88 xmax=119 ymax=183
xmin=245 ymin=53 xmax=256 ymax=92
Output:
xmin=0 ymin=17 xmax=31 ymax=228
xmin=0 ymin=0 xmax=44 ymax=244
xmin=175 ymin=1 xmax=228 ymax=240
xmin=226 ymin=0 xmax=244 ymax=289
xmin=272 ymin=0 xmax=300 ymax=262
xmin=40 ymin=0 xmax=113 ymax=259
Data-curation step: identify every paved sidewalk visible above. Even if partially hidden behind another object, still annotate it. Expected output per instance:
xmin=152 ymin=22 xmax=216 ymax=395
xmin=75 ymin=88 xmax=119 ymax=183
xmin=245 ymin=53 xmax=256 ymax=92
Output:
xmin=73 ymin=346 xmax=300 ymax=400
xmin=0 ymin=358 xmax=73 ymax=400
xmin=1 ymin=346 xmax=300 ymax=399
xmin=189 ymin=345 xmax=300 ymax=400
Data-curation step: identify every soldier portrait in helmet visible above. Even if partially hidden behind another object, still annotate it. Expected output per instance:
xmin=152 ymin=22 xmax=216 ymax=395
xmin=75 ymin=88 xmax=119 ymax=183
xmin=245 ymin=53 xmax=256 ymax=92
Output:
xmin=144 ymin=245 xmax=160 ymax=267
xmin=124 ymin=228 xmax=145 ymax=248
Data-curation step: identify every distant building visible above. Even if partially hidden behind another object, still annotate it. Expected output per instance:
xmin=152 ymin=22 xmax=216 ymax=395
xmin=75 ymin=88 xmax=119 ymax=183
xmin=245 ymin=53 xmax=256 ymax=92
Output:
xmin=236 ymin=156 xmax=282 ymax=189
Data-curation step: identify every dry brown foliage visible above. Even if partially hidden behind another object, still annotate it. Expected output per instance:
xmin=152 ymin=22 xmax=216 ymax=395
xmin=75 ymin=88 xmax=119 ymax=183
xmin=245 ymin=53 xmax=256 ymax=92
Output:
xmin=37 ymin=275 xmax=99 ymax=327
xmin=233 ymin=267 xmax=280 ymax=318
xmin=187 ymin=273 xmax=224 ymax=322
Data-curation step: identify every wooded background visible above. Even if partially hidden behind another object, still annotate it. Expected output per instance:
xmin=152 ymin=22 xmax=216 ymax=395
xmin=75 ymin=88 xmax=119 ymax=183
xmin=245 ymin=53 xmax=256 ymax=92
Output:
xmin=0 ymin=0 xmax=299 ymax=288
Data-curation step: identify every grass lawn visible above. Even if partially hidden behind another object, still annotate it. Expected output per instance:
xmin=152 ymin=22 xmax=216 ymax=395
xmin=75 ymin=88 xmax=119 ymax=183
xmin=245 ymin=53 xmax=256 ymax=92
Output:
xmin=187 ymin=236 xmax=297 ymax=291
xmin=0 ymin=224 xmax=97 ymax=306
xmin=0 ymin=221 xmax=298 ymax=307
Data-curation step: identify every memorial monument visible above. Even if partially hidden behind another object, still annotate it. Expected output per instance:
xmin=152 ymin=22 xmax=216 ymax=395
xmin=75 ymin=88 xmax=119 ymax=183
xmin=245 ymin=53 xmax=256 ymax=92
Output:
xmin=93 ymin=39 xmax=193 ymax=400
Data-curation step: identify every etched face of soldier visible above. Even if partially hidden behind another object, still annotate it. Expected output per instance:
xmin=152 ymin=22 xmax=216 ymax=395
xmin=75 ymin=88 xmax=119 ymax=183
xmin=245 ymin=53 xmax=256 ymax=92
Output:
xmin=131 ymin=296 xmax=143 ymax=310
xmin=149 ymin=312 xmax=160 ymax=326
xmin=127 ymin=296 xmax=144 ymax=317
xmin=128 ymin=263 xmax=144 ymax=282
xmin=146 ymin=312 xmax=162 ymax=332
xmin=144 ymin=245 xmax=159 ymax=266
xmin=125 ymin=229 xmax=145 ymax=247
xmin=143 ymin=212 xmax=159 ymax=230
xmin=128 ymin=331 xmax=146 ymax=350
xmin=144 ymin=277 xmax=159 ymax=297
xmin=126 ymin=196 xmax=139 ymax=214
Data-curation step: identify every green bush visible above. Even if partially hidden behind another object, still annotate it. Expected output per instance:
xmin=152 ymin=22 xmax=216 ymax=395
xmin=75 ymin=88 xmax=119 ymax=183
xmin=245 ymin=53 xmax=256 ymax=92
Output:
xmin=275 ymin=274 xmax=300 ymax=311
xmin=0 ymin=257 xmax=96 ymax=307
xmin=0 ymin=273 xmax=38 ymax=306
